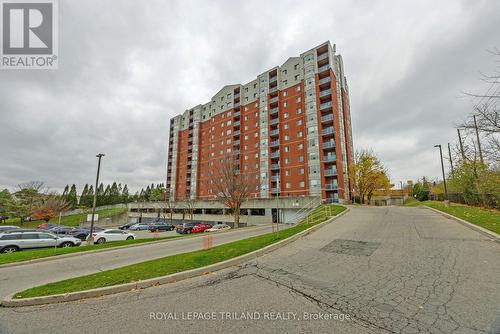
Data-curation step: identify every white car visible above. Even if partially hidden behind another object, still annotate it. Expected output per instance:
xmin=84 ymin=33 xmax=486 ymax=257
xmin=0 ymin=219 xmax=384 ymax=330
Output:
xmin=91 ymin=229 xmax=136 ymax=244
xmin=205 ymin=224 xmax=231 ymax=232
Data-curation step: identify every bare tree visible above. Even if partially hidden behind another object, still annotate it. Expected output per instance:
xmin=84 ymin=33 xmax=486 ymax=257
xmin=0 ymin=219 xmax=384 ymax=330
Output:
xmin=162 ymin=192 xmax=177 ymax=224
xmin=182 ymin=197 xmax=196 ymax=221
xmin=209 ymin=154 xmax=258 ymax=228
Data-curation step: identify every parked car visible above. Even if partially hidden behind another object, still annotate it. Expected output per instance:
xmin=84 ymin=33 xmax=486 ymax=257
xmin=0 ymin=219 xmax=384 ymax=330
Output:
xmin=205 ymin=224 xmax=231 ymax=232
xmin=48 ymin=226 xmax=74 ymax=235
xmin=191 ymin=223 xmax=212 ymax=233
xmin=148 ymin=222 xmax=175 ymax=232
xmin=0 ymin=226 xmax=20 ymax=232
xmin=90 ymin=229 xmax=136 ymax=244
xmin=68 ymin=227 xmax=105 ymax=241
xmin=128 ymin=222 xmax=151 ymax=231
xmin=38 ymin=223 xmax=59 ymax=230
xmin=118 ymin=221 xmax=139 ymax=230
xmin=176 ymin=222 xmax=197 ymax=234
xmin=0 ymin=231 xmax=82 ymax=253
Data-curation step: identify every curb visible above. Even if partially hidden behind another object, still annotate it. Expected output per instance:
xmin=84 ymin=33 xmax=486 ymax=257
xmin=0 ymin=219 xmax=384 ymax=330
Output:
xmin=423 ymin=206 xmax=499 ymax=242
xmin=0 ymin=224 xmax=264 ymax=269
xmin=2 ymin=207 xmax=349 ymax=307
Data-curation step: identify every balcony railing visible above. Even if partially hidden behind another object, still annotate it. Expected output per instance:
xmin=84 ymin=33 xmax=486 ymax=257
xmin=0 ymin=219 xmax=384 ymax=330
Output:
xmin=234 ymin=102 xmax=240 ymax=108
xmin=322 ymin=127 xmax=334 ymax=135
xmin=269 ymin=129 xmax=279 ymax=136
xmin=269 ymin=140 xmax=279 ymax=147
xmin=234 ymin=93 xmax=240 ymax=99
xmin=271 ymin=187 xmax=280 ymax=194
xmin=269 ymin=96 xmax=278 ymax=104
xmin=234 ymin=121 xmax=240 ymax=127
xmin=319 ymin=89 xmax=331 ymax=97
xmin=269 ymin=76 xmax=277 ymax=83
xmin=270 ymin=118 xmax=279 ymax=126
xmin=271 ymin=175 xmax=280 ymax=181
xmin=318 ymin=64 xmax=330 ymax=72
xmin=270 ymin=107 xmax=278 ymax=115
xmin=323 ymin=154 xmax=336 ymax=162
xmin=324 ymin=169 xmax=337 ymax=177
xmin=323 ymin=140 xmax=335 ymax=149
xmin=270 ymin=163 xmax=280 ymax=170
xmin=317 ymin=53 xmax=329 ymax=61
xmin=233 ymin=130 xmax=240 ymax=136
xmin=269 ymin=86 xmax=278 ymax=94
xmin=234 ymin=111 xmax=240 ymax=118
xmin=270 ymin=151 xmax=280 ymax=158
xmin=233 ymin=140 xmax=240 ymax=145
xmin=321 ymin=114 xmax=333 ymax=123
xmin=319 ymin=77 xmax=331 ymax=85
xmin=320 ymin=101 xmax=333 ymax=110
xmin=325 ymin=183 xmax=338 ymax=190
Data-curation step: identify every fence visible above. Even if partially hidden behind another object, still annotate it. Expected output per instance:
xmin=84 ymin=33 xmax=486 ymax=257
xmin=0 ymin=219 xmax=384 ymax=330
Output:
xmin=429 ymin=192 xmax=499 ymax=209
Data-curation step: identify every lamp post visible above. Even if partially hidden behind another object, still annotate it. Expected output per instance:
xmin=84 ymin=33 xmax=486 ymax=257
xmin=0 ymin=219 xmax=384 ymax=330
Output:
xmin=434 ymin=145 xmax=449 ymax=207
xmin=88 ymin=153 xmax=105 ymax=244
xmin=399 ymin=181 xmax=404 ymax=205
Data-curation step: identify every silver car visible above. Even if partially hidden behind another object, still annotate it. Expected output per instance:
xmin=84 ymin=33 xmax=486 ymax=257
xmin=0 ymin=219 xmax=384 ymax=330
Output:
xmin=0 ymin=231 xmax=82 ymax=253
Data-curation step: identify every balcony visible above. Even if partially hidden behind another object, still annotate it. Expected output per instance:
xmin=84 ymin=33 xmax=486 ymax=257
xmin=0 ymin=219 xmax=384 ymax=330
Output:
xmin=323 ymin=154 xmax=336 ymax=162
xmin=233 ymin=150 xmax=240 ymax=155
xmin=269 ymin=76 xmax=277 ymax=83
xmin=325 ymin=183 xmax=338 ymax=191
xmin=271 ymin=187 xmax=280 ymax=194
xmin=319 ymin=89 xmax=331 ymax=97
xmin=269 ymin=129 xmax=279 ymax=136
xmin=323 ymin=140 xmax=335 ymax=149
xmin=318 ymin=77 xmax=331 ymax=85
xmin=270 ymin=151 xmax=280 ymax=159
xmin=321 ymin=114 xmax=333 ymax=123
xmin=234 ymin=102 xmax=240 ymax=108
xmin=271 ymin=175 xmax=280 ymax=182
xmin=269 ymin=140 xmax=280 ymax=147
xmin=269 ymin=86 xmax=278 ymax=94
xmin=269 ymin=96 xmax=279 ymax=104
xmin=233 ymin=140 xmax=240 ymax=145
xmin=234 ymin=93 xmax=240 ymax=99
xmin=234 ymin=121 xmax=240 ymax=127
xmin=234 ymin=111 xmax=240 ymax=118
xmin=317 ymin=53 xmax=329 ymax=61
xmin=320 ymin=101 xmax=333 ymax=111
xmin=318 ymin=64 xmax=330 ymax=73
xmin=271 ymin=163 xmax=280 ymax=170
xmin=270 ymin=118 xmax=279 ymax=126
xmin=269 ymin=107 xmax=278 ymax=115
xmin=324 ymin=169 xmax=337 ymax=177
xmin=233 ymin=130 xmax=240 ymax=136
xmin=322 ymin=127 xmax=334 ymax=136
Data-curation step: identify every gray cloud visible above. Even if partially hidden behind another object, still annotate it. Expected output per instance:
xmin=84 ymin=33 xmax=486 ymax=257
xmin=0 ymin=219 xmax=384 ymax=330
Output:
xmin=1 ymin=0 xmax=499 ymax=193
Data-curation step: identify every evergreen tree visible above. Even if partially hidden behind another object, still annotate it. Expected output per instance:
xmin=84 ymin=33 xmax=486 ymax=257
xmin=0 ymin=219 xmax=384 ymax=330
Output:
xmin=97 ymin=183 xmax=105 ymax=206
xmin=62 ymin=185 xmax=69 ymax=202
xmin=110 ymin=182 xmax=120 ymax=204
xmin=103 ymin=184 xmax=111 ymax=205
xmin=68 ymin=184 xmax=78 ymax=209
xmin=122 ymin=184 xmax=129 ymax=203
xmin=85 ymin=185 xmax=94 ymax=207
xmin=80 ymin=184 xmax=89 ymax=207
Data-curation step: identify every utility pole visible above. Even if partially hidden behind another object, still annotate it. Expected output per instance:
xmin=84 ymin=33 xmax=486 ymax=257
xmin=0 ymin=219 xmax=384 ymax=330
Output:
xmin=447 ymin=143 xmax=454 ymax=174
xmin=399 ymin=181 xmax=404 ymax=205
xmin=434 ymin=145 xmax=449 ymax=207
xmin=457 ymin=129 xmax=466 ymax=161
xmin=473 ymin=115 xmax=484 ymax=164
xmin=88 ymin=153 xmax=105 ymax=244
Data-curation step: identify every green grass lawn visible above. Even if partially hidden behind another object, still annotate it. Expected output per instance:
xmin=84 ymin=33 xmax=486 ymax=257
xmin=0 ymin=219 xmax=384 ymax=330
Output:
xmin=14 ymin=205 xmax=345 ymax=299
xmin=3 ymin=208 xmax=127 ymax=228
xmin=403 ymin=197 xmax=420 ymax=206
xmin=0 ymin=235 xmax=182 ymax=266
xmin=404 ymin=200 xmax=499 ymax=234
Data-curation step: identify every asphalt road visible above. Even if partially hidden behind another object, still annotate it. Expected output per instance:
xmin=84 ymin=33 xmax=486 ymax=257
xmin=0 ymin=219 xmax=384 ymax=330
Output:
xmin=0 ymin=224 xmax=286 ymax=301
xmin=0 ymin=206 xmax=499 ymax=334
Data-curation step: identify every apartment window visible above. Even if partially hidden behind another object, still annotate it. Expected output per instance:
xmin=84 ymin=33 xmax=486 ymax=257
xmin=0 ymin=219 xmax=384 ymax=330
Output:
xmin=285 ymin=170 xmax=291 ymax=176
xmin=244 ymin=155 xmax=249 ymax=161
xmin=283 ymin=80 xmax=287 ymax=85
xmin=244 ymin=135 xmax=249 ymax=140
xmin=296 ymin=86 xmax=301 ymax=92
xmin=296 ymin=97 xmax=301 ymax=103
xmin=296 ymin=108 xmax=302 ymax=114
xmin=284 ymin=146 xmax=289 ymax=152
xmin=294 ymin=75 xmax=299 ymax=81
xmin=226 ymin=139 xmax=231 ymax=144
xmin=254 ymin=142 xmax=258 ymax=148
xmin=283 ymin=101 xmax=287 ymax=108
xmin=297 ymin=131 xmax=303 ymax=138
xmin=298 ymin=155 xmax=304 ymax=162
xmin=254 ymin=153 xmax=258 ymax=158
xmin=294 ymin=64 xmax=299 ymax=70
xmin=286 ymin=182 xmax=291 ymax=189
xmin=284 ymin=112 xmax=289 ymax=119
xmin=254 ymin=132 xmax=258 ymax=138
xmin=244 ymin=106 xmax=249 ymax=111
xmin=296 ymin=119 xmax=303 ymax=126
xmin=299 ymin=181 xmax=305 ymax=188
xmin=298 ymin=143 xmax=304 ymax=150
xmin=221 ymin=96 xmax=224 ymax=101
xmin=226 ymin=130 xmax=232 ymax=135
xmin=244 ymin=145 xmax=248 ymax=151
xmin=282 ymin=69 xmax=287 ymax=75
xmin=284 ymin=123 xmax=289 ymax=130
xmin=299 ymin=168 xmax=305 ymax=175
xmin=227 ymin=120 xmax=231 ymax=126
xmin=284 ymin=158 xmax=289 ymax=164
xmin=284 ymin=135 xmax=290 ymax=141
xmin=283 ymin=91 xmax=288 ymax=97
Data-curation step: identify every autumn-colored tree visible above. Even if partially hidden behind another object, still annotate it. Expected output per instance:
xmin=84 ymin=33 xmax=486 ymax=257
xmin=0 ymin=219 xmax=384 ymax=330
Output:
xmin=349 ymin=150 xmax=390 ymax=204
xmin=31 ymin=196 xmax=70 ymax=222
xmin=209 ymin=154 xmax=258 ymax=228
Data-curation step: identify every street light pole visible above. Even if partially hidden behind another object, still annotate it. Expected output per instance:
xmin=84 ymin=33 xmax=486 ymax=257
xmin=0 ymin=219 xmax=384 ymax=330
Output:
xmin=434 ymin=145 xmax=449 ymax=207
xmin=399 ymin=181 xmax=404 ymax=205
xmin=88 ymin=153 xmax=105 ymax=244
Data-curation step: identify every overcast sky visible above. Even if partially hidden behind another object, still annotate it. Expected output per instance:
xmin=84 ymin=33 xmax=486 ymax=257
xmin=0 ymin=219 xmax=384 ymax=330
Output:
xmin=1 ymin=0 xmax=499 ymax=193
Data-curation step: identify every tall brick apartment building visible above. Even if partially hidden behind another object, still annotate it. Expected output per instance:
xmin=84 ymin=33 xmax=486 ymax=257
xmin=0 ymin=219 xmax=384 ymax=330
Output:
xmin=166 ymin=41 xmax=353 ymax=204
